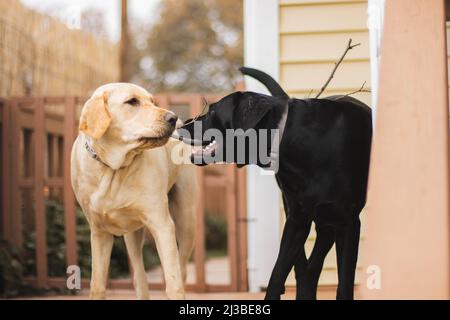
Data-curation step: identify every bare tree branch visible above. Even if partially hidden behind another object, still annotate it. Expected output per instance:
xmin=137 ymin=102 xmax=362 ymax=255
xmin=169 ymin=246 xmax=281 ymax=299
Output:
xmin=182 ymin=97 xmax=210 ymax=126
xmin=305 ymin=89 xmax=314 ymax=98
xmin=335 ymin=81 xmax=371 ymax=100
xmin=315 ymin=38 xmax=361 ymax=99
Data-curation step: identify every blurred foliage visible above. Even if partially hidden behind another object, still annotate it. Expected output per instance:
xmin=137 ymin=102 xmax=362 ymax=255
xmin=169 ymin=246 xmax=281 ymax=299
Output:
xmin=3 ymin=201 xmax=227 ymax=297
xmin=0 ymin=238 xmax=66 ymax=298
xmin=0 ymin=238 xmax=26 ymax=297
xmin=205 ymin=212 xmax=227 ymax=253
xmin=22 ymin=200 xmax=160 ymax=283
xmin=131 ymin=0 xmax=243 ymax=93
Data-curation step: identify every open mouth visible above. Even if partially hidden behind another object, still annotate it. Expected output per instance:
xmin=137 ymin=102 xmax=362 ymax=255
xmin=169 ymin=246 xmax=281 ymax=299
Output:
xmin=191 ymin=139 xmax=218 ymax=161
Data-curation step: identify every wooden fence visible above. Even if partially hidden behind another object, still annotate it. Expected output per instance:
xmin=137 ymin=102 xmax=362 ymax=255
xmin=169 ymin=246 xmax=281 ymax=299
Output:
xmin=0 ymin=94 xmax=248 ymax=293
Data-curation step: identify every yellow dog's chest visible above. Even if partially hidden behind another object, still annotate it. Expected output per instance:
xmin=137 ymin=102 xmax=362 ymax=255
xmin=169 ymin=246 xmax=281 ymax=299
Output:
xmin=84 ymin=163 xmax=174 ymax=236
xmin=88 ymin=207 xmax=144 ymax=236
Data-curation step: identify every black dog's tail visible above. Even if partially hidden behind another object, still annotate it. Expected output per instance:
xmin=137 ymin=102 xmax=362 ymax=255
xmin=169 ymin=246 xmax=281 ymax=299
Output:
xmin=239 ymin=67 xmax=289 ymax=99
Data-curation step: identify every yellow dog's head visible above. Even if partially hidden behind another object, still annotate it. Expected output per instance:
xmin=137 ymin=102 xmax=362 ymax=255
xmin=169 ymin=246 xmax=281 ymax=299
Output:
xmin=79 ymin=83 xmax=177 ymax=150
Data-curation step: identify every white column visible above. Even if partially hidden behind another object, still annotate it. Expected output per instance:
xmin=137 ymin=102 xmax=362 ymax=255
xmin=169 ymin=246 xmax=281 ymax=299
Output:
xmin=244 ymin=0 xmax=281 ymax=292
xmin=368 ymin=0 xmax=385 ymax=125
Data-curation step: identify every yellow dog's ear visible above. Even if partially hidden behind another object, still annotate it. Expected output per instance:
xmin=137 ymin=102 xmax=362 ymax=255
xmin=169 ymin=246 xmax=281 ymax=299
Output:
xmin=79 ymin=92 xmax=111 ymax=139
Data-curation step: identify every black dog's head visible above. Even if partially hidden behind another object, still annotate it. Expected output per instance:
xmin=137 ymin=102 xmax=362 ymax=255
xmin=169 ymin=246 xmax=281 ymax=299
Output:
xmin=174 ymin=91 xmax=286 ymax=166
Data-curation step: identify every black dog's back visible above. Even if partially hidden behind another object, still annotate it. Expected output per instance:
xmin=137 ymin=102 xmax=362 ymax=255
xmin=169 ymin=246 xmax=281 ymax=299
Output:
xmin=324 ymin=94 xmax=372 ymax=115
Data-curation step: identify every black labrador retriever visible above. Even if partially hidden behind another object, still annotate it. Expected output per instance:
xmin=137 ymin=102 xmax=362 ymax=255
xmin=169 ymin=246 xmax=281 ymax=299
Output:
xmin=175 ymin=67 xmax=372 ymax=300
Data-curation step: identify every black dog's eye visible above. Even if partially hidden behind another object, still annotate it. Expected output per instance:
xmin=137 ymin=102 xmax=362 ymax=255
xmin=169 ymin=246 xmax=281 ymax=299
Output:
xmin=125 ymin=98 xmax=140 ymax=106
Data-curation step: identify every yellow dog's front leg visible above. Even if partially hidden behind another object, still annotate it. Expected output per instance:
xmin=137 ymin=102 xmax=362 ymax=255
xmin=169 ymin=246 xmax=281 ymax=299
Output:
xmin=124 ymin=228 xmax=150 ymax=300
xmin=90 ymin=228 xmax=114 ymax=299
xmin=145 ymin=208 xmax=185 ymax=300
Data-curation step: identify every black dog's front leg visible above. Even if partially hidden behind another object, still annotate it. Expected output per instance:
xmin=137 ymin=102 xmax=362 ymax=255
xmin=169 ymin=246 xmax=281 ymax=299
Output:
xmin=265 ymin=216 xmax=311 ymax=300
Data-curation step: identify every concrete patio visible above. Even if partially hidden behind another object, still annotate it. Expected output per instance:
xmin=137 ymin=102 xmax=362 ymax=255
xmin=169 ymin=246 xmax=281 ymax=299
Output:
xmin=18 ymin=286 xmax=343 ymax=300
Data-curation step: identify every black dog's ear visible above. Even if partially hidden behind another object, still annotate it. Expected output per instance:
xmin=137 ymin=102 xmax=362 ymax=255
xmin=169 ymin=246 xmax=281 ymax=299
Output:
xmin=233 ymin=95 xmax=272 ymax=131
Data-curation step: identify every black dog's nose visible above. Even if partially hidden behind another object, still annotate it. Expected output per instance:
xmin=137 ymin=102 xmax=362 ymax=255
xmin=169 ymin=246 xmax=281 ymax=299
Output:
xmin=164 ymin=113 xmax=178 ymax=127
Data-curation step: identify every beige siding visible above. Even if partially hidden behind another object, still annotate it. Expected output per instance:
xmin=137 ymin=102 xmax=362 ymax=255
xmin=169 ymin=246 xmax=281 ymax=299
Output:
xmin=278 ymin=0 xmax=370 ymax=287
xmin=280 ymin=2 xmax=368 ymax=33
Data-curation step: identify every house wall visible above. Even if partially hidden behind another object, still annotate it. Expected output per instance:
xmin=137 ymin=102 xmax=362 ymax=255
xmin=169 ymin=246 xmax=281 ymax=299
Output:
xmin=278 ymin=0 xmax=450 ymax=293
xmin=360 ymin=0 xmax=449 ymax=299
xmin=278 ymin=0 xmax=371 ymax=287
xmin=279 ymin=0 xmax=371 ymax=105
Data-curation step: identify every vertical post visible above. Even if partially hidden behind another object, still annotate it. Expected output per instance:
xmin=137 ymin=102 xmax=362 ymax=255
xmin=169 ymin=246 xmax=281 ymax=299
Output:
xmin=368 ymin=0 xmax=386 ymax=118
xmin=244 ymin=0 xmax=281 ymax=292
xmin=10 ymin=101 xmax=22 ymax=248
xmin=236 ymin=167 xmax=248 ymax=291
xmin=64 ymin=97 xmax=78 ymax=268
xmin=191 ymin=96 xmax=206 ymax=291
xmin=361 ymin=0 xmax=450 ymax=299
xmin=226 ymin=165 xmax=238 ymax=291
xmin=34 ymin=99 xmax=48 ymax=287
xmin=120 ymin=0 xmax=130 ymax=82
xmin=1 ymin=100 xmax=11 ymax=240
xmin=234 ymin=81 xmax=248 ymax=291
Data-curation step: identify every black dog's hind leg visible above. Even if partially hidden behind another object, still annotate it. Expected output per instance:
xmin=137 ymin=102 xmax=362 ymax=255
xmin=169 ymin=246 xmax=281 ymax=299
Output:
xmin=335 ymin=218 xmax=361 ymax=300
xmin=265 ymin=216 xmax=311 ymax=300
xmin=295 ymin=224 xmax=335 ymax=300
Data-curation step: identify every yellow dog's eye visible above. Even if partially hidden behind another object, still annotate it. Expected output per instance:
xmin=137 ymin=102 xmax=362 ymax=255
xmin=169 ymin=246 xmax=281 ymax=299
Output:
xmin=125 ymin=98 xmax=140 ymax=106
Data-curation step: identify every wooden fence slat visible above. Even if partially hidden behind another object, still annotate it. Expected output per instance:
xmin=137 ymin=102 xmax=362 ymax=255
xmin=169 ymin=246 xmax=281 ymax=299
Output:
xmin=226 ymin=165 xmax=238 ymax=291
xmin=191 ymin=96 xmax=206 ymax=292
xmin=234 ymin=80 xmax=248 ymax=291
xmin=10 ymin=101 xmax=22 ymax=247
xmin=236 ymin=167 xmax=248 ymax=292
xmin=1 ymin=100 xmax=12 ymax=239
xmin=34 ymin=98 xmax=48 ymax=287
xmin=63 ymin=97 xmax=78 ymax=267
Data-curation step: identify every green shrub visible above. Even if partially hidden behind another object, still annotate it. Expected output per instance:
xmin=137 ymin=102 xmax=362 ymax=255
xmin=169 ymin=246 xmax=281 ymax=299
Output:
xmin=22 ymin=200 xmax=160 ymax=282
xmin=204 ymin=213 xmax=227 ymax=256
xmin=0 ymin=238 xmax=66 ymax=298
xmin=0 ymin=238 xmax=25 ymax=297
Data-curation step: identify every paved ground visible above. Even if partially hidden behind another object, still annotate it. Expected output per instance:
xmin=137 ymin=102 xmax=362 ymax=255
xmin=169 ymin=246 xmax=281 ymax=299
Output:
xmin=19 ymin=286 xmax=343 ymax=300
xmin=148 ymin=256 xmax=230 ymax=285
xmin=20 ymin=290 xmax=275 ymax=300
xmin=16 ymin=257 xmax=341 ymax=300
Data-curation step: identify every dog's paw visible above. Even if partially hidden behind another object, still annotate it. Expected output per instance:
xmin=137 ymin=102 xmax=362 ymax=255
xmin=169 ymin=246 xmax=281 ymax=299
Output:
xmin=166 ymin=289 xmax=185 ymax=300
xmin=90 ymin=290 xmax=107 ymax=300
xmin=264 ymin=292 xmax=281 ymax=300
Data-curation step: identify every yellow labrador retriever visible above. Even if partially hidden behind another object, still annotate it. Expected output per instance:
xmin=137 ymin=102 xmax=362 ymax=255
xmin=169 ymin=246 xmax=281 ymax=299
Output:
xmin=71 ymin=83 xmax=196 ymax=300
